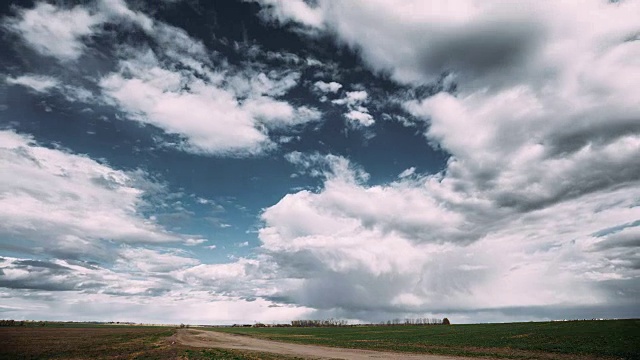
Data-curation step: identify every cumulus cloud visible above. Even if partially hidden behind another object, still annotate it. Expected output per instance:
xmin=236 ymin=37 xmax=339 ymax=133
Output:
xmin=332 ymin=90 xmax=368 ymax=106
xmin=3 ymin=0 xmax=639 ymax=324
xmin=5 ymin=0 xmax=323 ymax=157
xmin=3 ymin=2 xmax=101 ymax=61
xmin=100 ymin=49 xmax=322 ymax=155
xmin=259 ymin=154 xmax=640 ymax=320
xmin=260 ymin=0 xmax=640 ymax=307
xmin=251 ymin=2 xmax=640 ymax=321
xmin=345 ymin=111 xmax=374 ymax=127
xmin=94 ymin=12 xmax=321 ymax=155
xmin=184 ymin=238 xmax=207 ymax=246
xmin=314 ymin=81 xmax=342 ymax=93
xmin=254 ymin=0 xmax=325 ymax=28
xmin=100 ymin=53 xmax=272 ymax=156
xmin=0 ymin=130 xmax=180 ymax=261
xmin=3 ymin=0 xmax=154 ymax=61
xmin=331 ymin=90 xmax=374 ymax=127
xmin=252 ymin=0 xmax=631 ymax=88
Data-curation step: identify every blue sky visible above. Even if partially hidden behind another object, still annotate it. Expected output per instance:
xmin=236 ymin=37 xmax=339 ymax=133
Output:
xmin=0 ymin=0 xmax=639 ymax=325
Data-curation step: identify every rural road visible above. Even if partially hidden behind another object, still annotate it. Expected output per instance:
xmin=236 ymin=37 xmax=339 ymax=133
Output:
xmin=176 ymin=329 xmax=479 ymax=360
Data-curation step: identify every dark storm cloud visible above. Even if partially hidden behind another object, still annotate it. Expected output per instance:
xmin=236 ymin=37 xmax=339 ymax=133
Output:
xmin=594 ymin=232 xmax=640 ymax=251
xmin=593 ymin=220 xmax=640 ymax=238
xmin=0 ymin=259 xmax=105 ymax=292
xmin=493 ymin=166 xmax=640 ymax=213
xmin=545 ymin=116 xmax=640 ymax=157
xmin=414 ymin=20 xmax=544 ymax=83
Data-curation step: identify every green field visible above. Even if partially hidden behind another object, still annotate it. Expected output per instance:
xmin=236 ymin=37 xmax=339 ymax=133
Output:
xmin=210 ymin=319 xmax=640 ymax=359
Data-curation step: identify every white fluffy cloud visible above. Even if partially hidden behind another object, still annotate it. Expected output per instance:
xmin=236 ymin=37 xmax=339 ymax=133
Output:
xmin=0 ymin=130 xmax=180 ymax=260
xmin=251 ymin=2 xmax=640 ymax=320
xmin=100 ymin=51 xmax=322 ymax=155
xmin=3 ymin=0 xmax=639 ymax=324
xmin=332 ymin=90 xmax=374 ymax=127
xmin=3 ymin=0 xmax=154 ymax=61
xmin=6 ymin=1 xmax=323 ymax=157
xmin=100 ymin=54 xmax=271 ymax=156
xmin=255 ymin=0 xmax=324 ymax=28
xmin=259 ymin=154 xmax=640 ymax=320
xmin=314 ymin=81 xmax=342 ymax=93
xmin=253 ymin=0 xmax=640 ymax=88
xmin=3 ymin=2 xmax=101 ymax=61
xmin=94 ymin=13 xmax=321 ymax=155
xmin=345 ymin=111 xmax=374 ymax=127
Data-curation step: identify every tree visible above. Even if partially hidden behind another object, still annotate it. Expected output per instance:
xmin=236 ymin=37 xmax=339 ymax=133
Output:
xmin=442 ymin=318 xmax=451 ymax=325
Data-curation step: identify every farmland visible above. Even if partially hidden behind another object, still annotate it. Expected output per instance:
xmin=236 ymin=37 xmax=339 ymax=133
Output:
xmin=0 ymin=320 xmax=638 ymax=359
xmin=210 ymin=319 xmax=640 ymax=359
xmin=0 ymin=324 xmax=302 ymax=360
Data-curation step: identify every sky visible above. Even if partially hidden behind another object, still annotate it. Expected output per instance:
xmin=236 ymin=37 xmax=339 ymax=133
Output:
xmin=0 ymin=0 xmax=639 ymax=325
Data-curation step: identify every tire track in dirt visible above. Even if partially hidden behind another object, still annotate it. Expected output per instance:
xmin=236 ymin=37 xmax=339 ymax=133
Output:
xmin=176 ymin=329 xmax=485 ymax=360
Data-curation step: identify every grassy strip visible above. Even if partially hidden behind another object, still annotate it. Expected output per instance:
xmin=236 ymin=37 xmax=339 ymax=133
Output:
xmin=209 ymin=319 xmax=640 ymax=359
xmin=183 ymin=348 xmax=304 ymax=360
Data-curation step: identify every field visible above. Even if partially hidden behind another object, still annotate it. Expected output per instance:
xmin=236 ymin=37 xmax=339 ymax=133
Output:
xmin=1 ymin=320 xmax=638 ymax=359
xmin=210 ymin=319 xmax=640 ymax=359
xmin=0 ymin=324 xmax=302 ymax=360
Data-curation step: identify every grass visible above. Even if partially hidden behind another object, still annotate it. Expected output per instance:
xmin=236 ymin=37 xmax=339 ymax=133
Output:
xmin=182 ymin=348 xmax=304 ymax=360
xmin=209 ymin=319 xmax=640 ymax=359
xmin=0 ymin=325 xmax=302 ymax=359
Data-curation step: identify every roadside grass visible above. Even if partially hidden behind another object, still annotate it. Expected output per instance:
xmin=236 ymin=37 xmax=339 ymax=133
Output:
xmin=0 ymin=326 xmax=301 ymax=359
xmin=209 ymin=319 xmax=640 ymax=359
xmin=182 ymin=348 xmax=304 ymax=360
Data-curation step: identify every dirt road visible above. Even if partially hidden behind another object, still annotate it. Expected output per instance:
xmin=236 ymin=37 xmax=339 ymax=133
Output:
xmin=176 ymin=329 xmax=480 ymax=360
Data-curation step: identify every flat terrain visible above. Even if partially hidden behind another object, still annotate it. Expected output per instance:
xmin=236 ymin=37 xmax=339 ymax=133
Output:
xmin=0 ymin=320 xmax=638 ymax=359
xmin=209 ymin=319 xmax=640 ymax=359
xmin=178 ymin=328 xmax=472 ymax=359
xmin=0 ymin=325 xmax=302 ymax=359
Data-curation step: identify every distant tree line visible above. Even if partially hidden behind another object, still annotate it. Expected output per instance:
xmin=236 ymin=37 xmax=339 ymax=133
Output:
xmin=291 ymin=318 xmax=349 ymax=327
xmin=288 ymin=317 xmax=451 ymax=327
xmin=0 ymin=320 xmax=47 ymax=327
xmin=381 ymin=317 xmax=450 ymax=326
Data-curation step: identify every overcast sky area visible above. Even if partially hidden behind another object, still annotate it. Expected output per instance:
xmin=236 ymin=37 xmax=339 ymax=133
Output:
xmin=0 ymin=0 xmax=639 ymax=325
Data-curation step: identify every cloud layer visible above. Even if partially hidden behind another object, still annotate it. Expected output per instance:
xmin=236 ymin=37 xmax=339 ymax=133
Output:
xmin=249 ymin=0 xmax=640 ymax=320
xmin=1 ymin=0 xmax=638 ymax=324
xmin=0 ymin=130 xmax=178 ymax=257
xmin=5 ymin=0 xmax=323 ymax=157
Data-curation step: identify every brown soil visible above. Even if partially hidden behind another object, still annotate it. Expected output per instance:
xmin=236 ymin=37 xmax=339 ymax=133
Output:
xmin=176 ymin=328 xmax=487 ymax=360
xmin=0 ymin=326 xmax=179 ymax=359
